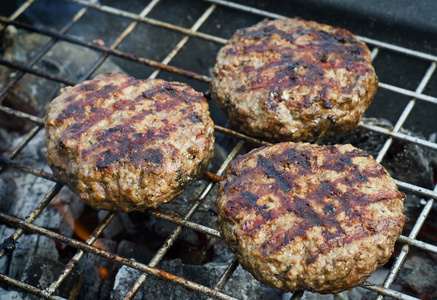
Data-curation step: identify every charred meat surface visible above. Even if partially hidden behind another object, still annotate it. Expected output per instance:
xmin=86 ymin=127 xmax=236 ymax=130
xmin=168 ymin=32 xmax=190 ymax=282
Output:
xmin=45 ymin=72 xmax=215 ymax=212
xmin=211 ymin=18 xmax=378 ymax=141
xmin=216 ymin=142 xmax=405 ymax=293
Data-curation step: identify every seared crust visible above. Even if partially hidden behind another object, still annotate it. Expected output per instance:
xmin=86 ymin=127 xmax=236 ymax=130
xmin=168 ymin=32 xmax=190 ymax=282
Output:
xmin=211 ymin=18 xmax=378 ymax=141
xmin=216 ymin=142 xmax=405 ymax=293
xmin=45 ymin=72 xmax=215 ymax=212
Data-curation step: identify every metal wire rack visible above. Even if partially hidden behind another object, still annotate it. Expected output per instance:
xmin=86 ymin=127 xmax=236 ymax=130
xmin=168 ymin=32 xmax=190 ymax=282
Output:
xmin=0 ymin=0 xmax=436 ymax=299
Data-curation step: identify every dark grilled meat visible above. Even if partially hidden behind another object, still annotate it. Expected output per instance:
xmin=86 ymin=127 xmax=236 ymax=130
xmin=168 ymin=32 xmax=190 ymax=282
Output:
xmin=216 ymin=142 xmax=405 ymax=293
xmin=45 ymin=72 xmax=215 ymax=212
xmin=211 ymin=18 xmax=378 ymax=141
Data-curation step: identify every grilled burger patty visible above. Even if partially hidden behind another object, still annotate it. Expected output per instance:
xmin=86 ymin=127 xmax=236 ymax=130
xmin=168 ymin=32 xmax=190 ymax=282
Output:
xmin=211 ymin=18 xmax=378 ymax=141
xmin=216 ymin=142 xmax=405 ymax=293
xmin=45 ymin=72 xmax=215 ymax=212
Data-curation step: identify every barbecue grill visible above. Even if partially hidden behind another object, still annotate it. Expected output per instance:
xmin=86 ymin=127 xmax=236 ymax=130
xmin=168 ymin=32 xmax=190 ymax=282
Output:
xmin=1 ymin=0 xmax=437 ymax=299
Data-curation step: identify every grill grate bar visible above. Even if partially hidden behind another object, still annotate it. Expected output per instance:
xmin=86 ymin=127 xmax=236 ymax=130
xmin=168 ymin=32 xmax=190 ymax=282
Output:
xmin=0 ymin=273 xmax=64 ymax=300
xmin=0 ymin=57 xmax=77 ymax=86
xmin=361 ymin=281 xmax=420 ymax=300
xmin=0 ymin=17 xmax=211 ymax=83
xmin=46 ymin=212 xmax=116 ymax=294
xmin=0 ymin=0 xmax=99 ymax=105
xmin=206 ymin=257 xmax=240 ymax=300
xmin=124 ymin=141 xmax=244 ymax=299
xmin=0 ymin=125 xmax=41 ymax=173
xmin=146 ymin=208 xmax=222 ymax=238
xmin=376 ymin=195 xmax=435 ymax=300
xmin=75 ymin=0 xmax=162 ymax=84
xmin=359 ymin=121 xmax=437 ymax=151
xmin=0 ymin=156 xmax=57 ymax=182
xmin=0 ymin=1 xmax=435 ymax=299
xmin=378 ymin=82 xmax=437 ymax=105
xmin=398 ymin=235 xmax=437 ymax=254
xmin=375 ymin=61 xmax=436 ymax=163
xmin=0 ymin=183 xmax=63 ymax=260
xmin=66 ymin=0 xmax=228 ymax=44
xmin=0 ymin=212 xmax=239 ymax=300
xmin=148 ymin=3 xmax=217 ymax=79
xmin=2 ymin=16 xmax=437 ymax=107
xmin=204 ymin=0 xmax=437 ymax=63
xmin=0 ymin=0 xmax=34 ymax=32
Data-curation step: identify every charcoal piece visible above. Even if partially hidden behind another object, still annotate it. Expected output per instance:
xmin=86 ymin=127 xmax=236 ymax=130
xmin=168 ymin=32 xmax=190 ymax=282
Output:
xmin=141 ymin=259 xmax=265 ymax=300
xmin=110 ymin=265 xmax=143 ymax=300
xmin=319 ymin=117 xmax=390 ymax=156
xmin=2 ymin=130 xmax=84 ymax=237
xmin=21 ymin=254 xmax=81 ymax=300
xmin=116 ymin=240 xmax=154 ymax=265
xmin=77 ymin=238 xmax=117 ymax=300
xmin=0 ymin=177 xmax=16 ymax=212
xmin=98 ymin=211 xmax=125 ymax=239
xmin=9 ymin=234 xmax=58 ymax=281
xmin=0 ymin=290 xmax=25 ymax=299
xmin=0 ymin=227 xmax=15 ymax=274
xmin=397 ymin=254 xmax=437 ymax=298
xmin=382 ymin=135 xmax=434 ymax=189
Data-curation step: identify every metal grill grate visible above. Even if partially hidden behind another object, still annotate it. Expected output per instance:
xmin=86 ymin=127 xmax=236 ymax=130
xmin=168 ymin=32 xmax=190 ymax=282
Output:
xmin=1 ymin=1 xmax=437 ymax=299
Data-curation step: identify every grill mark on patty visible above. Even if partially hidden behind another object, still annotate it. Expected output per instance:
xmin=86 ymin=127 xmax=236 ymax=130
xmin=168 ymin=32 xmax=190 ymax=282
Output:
xmin=229 ymin=23 xmax=372 ymax=109
xmin=223 ymin=145 xmax=403 ymax=257
xmin=58 ymin=77 xmax=204 ymax=168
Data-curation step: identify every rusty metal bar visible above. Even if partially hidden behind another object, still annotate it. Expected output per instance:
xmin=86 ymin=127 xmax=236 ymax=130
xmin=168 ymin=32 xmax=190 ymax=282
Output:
xmin=66 ymin=0 xmax=228 ymax=44
xmin=375 ymin=62 xmax=436 ymax=163
xmin=203 ymin=0 xmax=437 ymax=63
xmin=124 ymin=140 xmax=244 ymax=299
xmin=146 ymin=209 xmax=221 ymax=239
xmin=0 ymin=125 xmax=42 ymax=174
xmin=0 ymin=212 xmax=239 ymax=300
xmin=0 ymin=273 xmax=65 ymax=300
xmin=0 ymin=57 xmax=77 ymax=86
xmin=0 ymin=0 xmax=99 ymax=105
xmin=73 ymin=0 xmax=162 ymax=83
xmin=0 ymin=156 xmax=57 ymax=182
xmin=214 ymin=125 xmax=272 ymax=146
xmin=362 ymin=281 xmax=420 ymax=300
xmin=46 ymin=212 xmax=116 ymax=294
xmin=376 ymin=196 xmax=435 ymax=300
xmin=398 ymin=235 xmax=437 ymax=254
xmin=0 ymin=0 xmax=35 ymax=32
xmin=359 ymin=121 xmax=437 ymax=151
xmin=149 ymin=3 xmax=217 ymax=79
xmin=0 ymin=183 xmax=63 ymax=260
xmin=0 ymin=17 xmax=210 ymax=83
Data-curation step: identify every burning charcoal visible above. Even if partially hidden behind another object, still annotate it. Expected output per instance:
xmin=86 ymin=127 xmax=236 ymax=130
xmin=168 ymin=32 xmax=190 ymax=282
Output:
xmin=397 ymin=254 xmax=437 ymax=299
xmin=21 ymin=254 xmax=81 ymax=300
xmin=110 ymin=265 xmax=144 ymax=300
xmin=77 ymin=238 xmax=117 ymax=300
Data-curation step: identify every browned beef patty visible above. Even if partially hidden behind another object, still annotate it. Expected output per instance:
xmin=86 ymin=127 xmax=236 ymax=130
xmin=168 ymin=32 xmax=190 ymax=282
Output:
xmin=216 ymin=142 xmax=405 ymax=293
xmin=211 ymin=18 xmax=378 ymax=141
xmin=45 ymin=72 xmax=215 ymax=212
